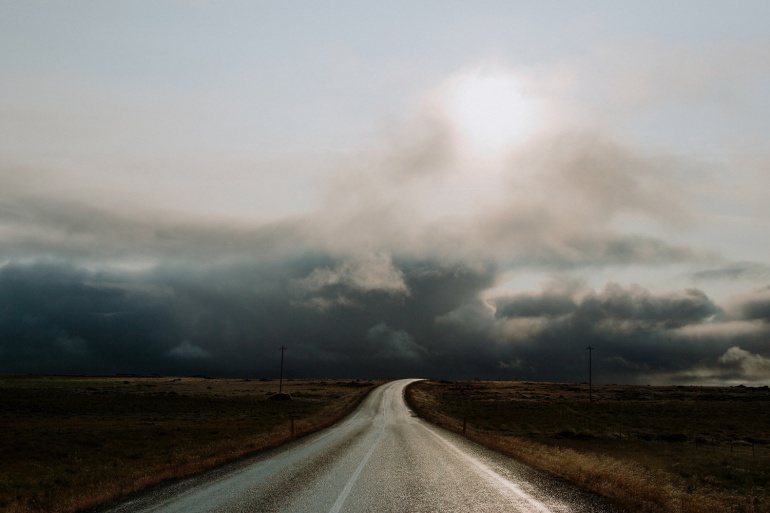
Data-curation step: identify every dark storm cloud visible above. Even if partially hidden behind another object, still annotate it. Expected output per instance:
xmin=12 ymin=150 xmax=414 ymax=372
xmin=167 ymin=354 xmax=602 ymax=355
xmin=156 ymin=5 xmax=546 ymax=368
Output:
xmin=0 ymin=257 xmax=496 ymax=378
xmin=578 ymin=284 xmax=719 ymax=329
xmin=365 ymin=323 xmax=427 ymax=361
xmin=494 ymin=293 xmax=576 ymax=319
xmin=0 ymin=262 xmax=175 ymax=374
xmin=1 ymin=256 xmax=768 ymax=383
xmin=494 ymin=283 xmax=720 ymax=329
xmin=434 ymin=281 xmax=770 ymax=384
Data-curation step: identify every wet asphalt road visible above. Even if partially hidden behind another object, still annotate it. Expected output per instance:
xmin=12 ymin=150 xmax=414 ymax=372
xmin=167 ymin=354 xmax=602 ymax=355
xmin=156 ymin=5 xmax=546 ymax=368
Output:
xmin=94 ymin=379 xmax=620 ymax=513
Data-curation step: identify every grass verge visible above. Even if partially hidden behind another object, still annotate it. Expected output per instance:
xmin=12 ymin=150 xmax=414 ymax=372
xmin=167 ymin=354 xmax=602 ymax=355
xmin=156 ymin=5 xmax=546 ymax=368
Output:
xmin=0 ymin=375 xmax=380 ymax=513
xmin=406 ymin=380 xmax=770 ymax=513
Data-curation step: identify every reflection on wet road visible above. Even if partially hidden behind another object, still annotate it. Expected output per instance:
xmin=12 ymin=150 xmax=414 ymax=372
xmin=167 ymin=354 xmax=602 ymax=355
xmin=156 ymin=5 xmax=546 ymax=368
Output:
xmin=97 ymin=379 xmax=619 ymax=513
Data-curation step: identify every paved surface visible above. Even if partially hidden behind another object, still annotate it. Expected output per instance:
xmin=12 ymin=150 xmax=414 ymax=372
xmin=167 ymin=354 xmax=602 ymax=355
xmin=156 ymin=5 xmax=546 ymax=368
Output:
xmin=94 ymin=379 xmax=620 ymax=513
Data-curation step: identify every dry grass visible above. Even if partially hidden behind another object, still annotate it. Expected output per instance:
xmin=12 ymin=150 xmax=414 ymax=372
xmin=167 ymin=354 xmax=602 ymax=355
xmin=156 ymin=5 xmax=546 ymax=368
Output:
xmin=406 ymin=380 xmax=770 ymax=513
xmin=0 ymin=375 xmax=380 ymax=513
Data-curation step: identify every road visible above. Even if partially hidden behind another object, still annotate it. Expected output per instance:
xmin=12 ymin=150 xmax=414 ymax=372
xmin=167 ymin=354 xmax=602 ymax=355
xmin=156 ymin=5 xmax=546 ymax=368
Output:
xmin=95 ymin=379 xmax=619 ymax=513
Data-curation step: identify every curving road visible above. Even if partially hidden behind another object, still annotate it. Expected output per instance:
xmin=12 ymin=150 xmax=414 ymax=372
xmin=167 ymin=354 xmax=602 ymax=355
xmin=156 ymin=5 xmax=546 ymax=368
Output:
xmin=95 ymin=379 xmax=619 ymax=513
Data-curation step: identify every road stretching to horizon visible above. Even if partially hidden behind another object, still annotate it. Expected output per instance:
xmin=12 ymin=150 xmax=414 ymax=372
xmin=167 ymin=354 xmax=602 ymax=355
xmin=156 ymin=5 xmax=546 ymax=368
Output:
xmin=94 ymin=379 xmax=619 ymax=513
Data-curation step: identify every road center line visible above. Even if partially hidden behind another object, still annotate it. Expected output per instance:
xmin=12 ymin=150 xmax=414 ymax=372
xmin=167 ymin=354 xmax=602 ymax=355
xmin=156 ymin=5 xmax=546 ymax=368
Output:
xmin=328 ymin=405 xmax=386 ymax=513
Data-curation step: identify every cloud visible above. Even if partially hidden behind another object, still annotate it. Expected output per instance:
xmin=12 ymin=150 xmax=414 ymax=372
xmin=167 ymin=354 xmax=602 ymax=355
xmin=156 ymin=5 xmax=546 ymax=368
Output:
xmin=365 ymin=323 xmax=426 ymax=361
xmin=0 ymin=205 xmax=758 ymax=383
xmin=0 ymin=220 xmax=765 ymax=383
xmin=1 ymin=94 xmax=718 ymax=282
xmin=499 ymin=358 xmax=523 ymax=370
xmin=652 ymin=347 xmax=770 ymax=386
xmin=53 ymin=332 xmax=90 ymax=357
xmin=693 ymin=262 xmax=770 ymax=282
xmin=291 ymin=253 xmax=409 ymax=310
xmin=495 ymin=282 xmax=720 ymax=330
xmin=0 ymin=107 xmax=752 ymax=384
xmin=435 ymin=281 xmax=740 ymax=382
xmin=726 ymin=286 xmax=770 ymax=322
xmin=720 ymin=346 xmax=770 ymax=370
xmin=0 ymin=257 xmax=493 ymax=378
xmin=673 ymin=320 xmax=766 ymax=341
xmin=166 ymin=340 xmax=212 ymax=360
xmin=517 ymin=133 xmax=690 ymax=224
xmin=0 ymin=49 xmax=766 ymax=384
xmin=495 ymin=292 xmax=576 ymax=319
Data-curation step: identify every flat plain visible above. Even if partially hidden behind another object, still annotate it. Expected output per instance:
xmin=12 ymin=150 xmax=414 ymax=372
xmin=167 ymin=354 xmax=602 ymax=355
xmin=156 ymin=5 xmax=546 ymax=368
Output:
xmin=0 ymin=375 xmax=379 ymax=513
xmin=406 ymin=380 xmax=770 ymax=513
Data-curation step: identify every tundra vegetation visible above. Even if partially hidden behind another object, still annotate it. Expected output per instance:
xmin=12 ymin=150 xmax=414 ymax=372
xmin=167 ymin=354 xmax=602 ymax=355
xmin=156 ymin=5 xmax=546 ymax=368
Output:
xmin=406 ymin=380 xmax=770 ymax=513
xmin=0 ymin=375 xmax=378 ymax=513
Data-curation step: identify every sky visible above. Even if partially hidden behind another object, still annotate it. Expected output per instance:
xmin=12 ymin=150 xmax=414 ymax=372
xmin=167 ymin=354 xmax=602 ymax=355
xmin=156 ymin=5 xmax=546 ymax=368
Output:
xmin=2 ymin=1 xmax=770 ymax=384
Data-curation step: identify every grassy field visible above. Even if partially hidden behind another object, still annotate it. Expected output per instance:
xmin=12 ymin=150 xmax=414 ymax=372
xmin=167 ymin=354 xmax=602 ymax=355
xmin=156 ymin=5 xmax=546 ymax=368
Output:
xmin=0 ymin=375 xmax=380 ymax=513
xmin=406 ymin=380 xmax=770 ymax=513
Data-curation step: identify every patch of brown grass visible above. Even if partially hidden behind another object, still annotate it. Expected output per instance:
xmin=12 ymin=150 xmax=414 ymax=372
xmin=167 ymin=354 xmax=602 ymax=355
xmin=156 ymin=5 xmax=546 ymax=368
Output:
xmin=406 ymin=380 xmax=770 ymax=513
xmin=0 ymin=375 xmax=380 ymax=513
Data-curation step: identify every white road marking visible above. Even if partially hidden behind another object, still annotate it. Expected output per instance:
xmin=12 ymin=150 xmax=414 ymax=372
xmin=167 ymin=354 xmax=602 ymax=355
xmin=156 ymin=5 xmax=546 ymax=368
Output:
xmin=421 ymin=423 xmax=554 ymax=513
xmin=328 ymin=405 xmax=387 ymax=513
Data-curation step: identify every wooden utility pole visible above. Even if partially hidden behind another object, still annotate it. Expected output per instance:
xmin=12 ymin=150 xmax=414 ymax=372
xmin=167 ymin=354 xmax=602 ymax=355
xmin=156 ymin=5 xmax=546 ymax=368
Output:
xmin=279 ymin=346 xmax=286 ymax=394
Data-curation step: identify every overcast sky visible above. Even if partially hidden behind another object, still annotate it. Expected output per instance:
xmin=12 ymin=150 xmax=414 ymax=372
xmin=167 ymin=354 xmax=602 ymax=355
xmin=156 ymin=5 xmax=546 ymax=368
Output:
xmin=2 ymin=1 xmax=770 ymax=384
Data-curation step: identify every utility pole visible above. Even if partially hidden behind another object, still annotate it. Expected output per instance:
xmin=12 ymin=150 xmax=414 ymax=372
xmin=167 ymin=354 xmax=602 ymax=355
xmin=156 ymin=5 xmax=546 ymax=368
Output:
xmin=279 ymin=346 xmax=286 ymax=394
xmin=586 ymin=345 xmax=593 ymax=403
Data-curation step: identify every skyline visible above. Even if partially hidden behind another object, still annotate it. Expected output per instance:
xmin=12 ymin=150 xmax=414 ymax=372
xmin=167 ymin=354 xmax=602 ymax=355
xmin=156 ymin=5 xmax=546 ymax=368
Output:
xmin=2 ymin=1 xmax=770 ymax=384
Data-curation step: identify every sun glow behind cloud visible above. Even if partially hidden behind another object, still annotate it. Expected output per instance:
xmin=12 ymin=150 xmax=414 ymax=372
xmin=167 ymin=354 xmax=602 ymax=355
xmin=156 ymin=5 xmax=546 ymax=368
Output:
xmin=441 ymin=68 xmax=541 ymax=158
